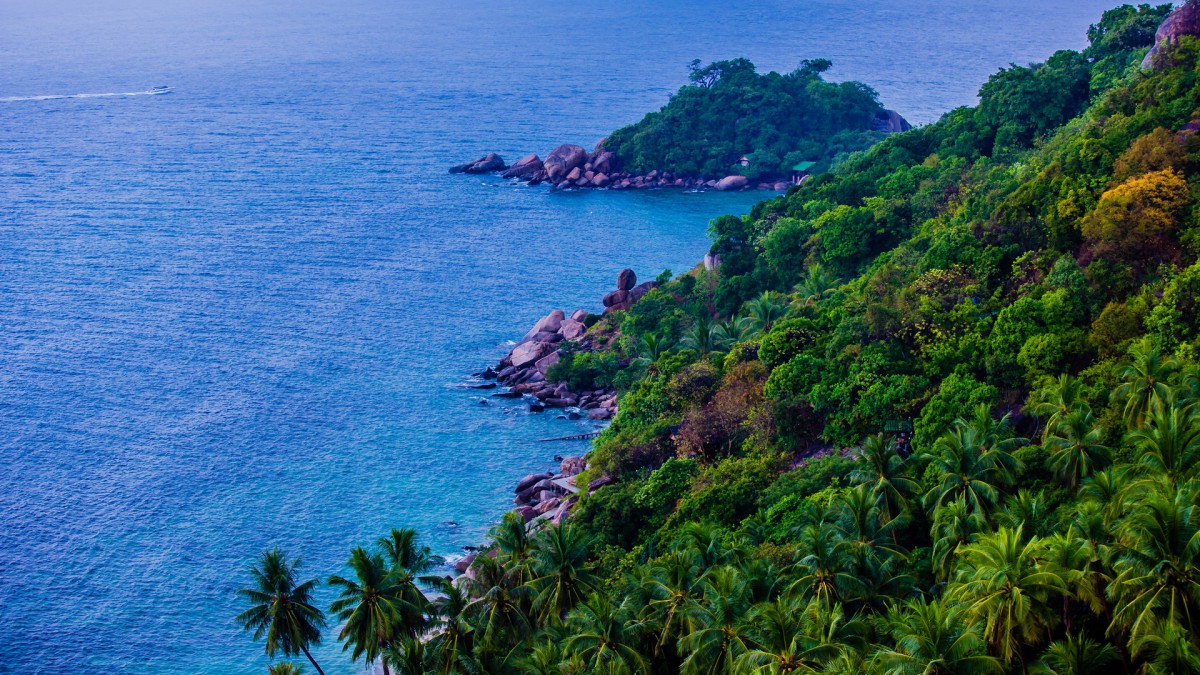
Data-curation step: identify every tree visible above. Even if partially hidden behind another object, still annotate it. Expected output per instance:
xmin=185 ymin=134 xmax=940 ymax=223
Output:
xmin=328 ymin=547 xmax=417 ymax=675
xmin=1044 ymin=409 xmax=1110 ymax=491
xmin=678 ymin=567 xmax=753 ymax=673
xmin=848 ymin=433 xmax=918 ymax=520
xmin=1082 ymin=169 xmax=1189 ymax=270
xmin=744 ymin=292 xmax=789 ymax=335
xmin=268 ymin=663 xmax=304 ymax=675
xmin=236 ymin=548 xmax=328 ymax=675
xmin=737 ymin=596 xmax=865 ymax=673
xmin=947 ymin=526 xmax=1067 ymax=669
xmin=376 ymin=528 xmax=441 ymax=638
xmin=424 ymin=577 xmax=476 ymax=675
xmin=1034 ymin=634 xmax=1118 ymax=675
xmin=528 ymin=523 xmax=597 ymax=622
xmin=680 ymin=313 xmax=719 ymax=355
xmin=872 ymin=597 xmax=1002 ymax=674
xmin=930 ymin=497 xmax=987 ymax=583
xmin=922 ymin=405 xmax=1023 ymax=516
xmin=1114 ymin=343 xmax=1179 ymax=428
xmin=564 ymin=594 xmax=649 ymax=674
xmin=1126 ymin=399 xmax=1200 ymax=487
xmin=464 ymin=555 xmax=534 ymax=651
xmin=1030 ymin=374 xmax=1089 ymax=440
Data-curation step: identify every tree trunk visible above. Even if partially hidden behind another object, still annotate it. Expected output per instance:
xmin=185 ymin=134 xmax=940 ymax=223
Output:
xmin=299 ymin=644 xmax=326 ymax=675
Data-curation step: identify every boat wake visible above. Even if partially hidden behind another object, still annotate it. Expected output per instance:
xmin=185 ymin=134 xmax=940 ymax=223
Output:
xmin=1 ymin=87 xmax=170 ymax=102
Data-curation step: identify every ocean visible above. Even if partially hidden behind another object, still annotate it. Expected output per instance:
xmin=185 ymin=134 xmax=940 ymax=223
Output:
xmin=0 ymin=0 xmax=1118 ymax=671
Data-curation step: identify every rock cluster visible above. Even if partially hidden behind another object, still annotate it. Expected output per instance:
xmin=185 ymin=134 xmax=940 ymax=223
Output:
xmin=477 ymin=269 xmax=657 ymax=419
xmin=1143 ymin=1 xmax=1200 ymax=69
xmin=511 ymin=456 xmax=589 ymax=525
xmin=453 ymin=141 xmax=790 ymax=192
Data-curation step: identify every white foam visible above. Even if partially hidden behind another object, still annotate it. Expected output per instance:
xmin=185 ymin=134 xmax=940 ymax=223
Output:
xmin=1 ymin=90 xmax=167 ymax=102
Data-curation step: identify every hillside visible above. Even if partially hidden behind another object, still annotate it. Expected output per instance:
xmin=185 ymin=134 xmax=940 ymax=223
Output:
xmin=238 ymin=3 xmax=1200 ymax=673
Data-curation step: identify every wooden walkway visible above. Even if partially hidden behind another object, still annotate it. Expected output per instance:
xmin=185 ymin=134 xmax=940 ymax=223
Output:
xmin=537 ymin=431 xmax=601 ymax=442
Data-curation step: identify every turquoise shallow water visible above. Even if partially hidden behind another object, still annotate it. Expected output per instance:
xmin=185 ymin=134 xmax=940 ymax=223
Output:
xmin=0 ymin=0 xmax=1116 ymax=671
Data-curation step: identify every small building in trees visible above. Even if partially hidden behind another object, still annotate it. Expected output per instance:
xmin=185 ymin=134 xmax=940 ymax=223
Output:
xmin=790 ymin=161 xmax=816 ymax=185
xmin=736 ymin=156 xmax=750 ymax=167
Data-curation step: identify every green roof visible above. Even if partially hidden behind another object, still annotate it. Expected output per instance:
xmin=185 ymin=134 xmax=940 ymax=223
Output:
xmin=792 ymin=161 xmax=817 ymax=172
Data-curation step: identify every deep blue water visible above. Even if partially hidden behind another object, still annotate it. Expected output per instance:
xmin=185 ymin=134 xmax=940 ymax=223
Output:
xmin=0 ymin=0 xmax=1118 ymax=672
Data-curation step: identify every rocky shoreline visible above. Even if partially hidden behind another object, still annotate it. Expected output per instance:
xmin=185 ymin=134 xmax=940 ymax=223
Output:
xmin=451 ymin=142 xmax=792 ymax=192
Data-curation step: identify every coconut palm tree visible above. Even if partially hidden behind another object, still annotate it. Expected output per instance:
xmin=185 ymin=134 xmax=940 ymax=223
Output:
xmin=376 ymin=528 xmax=442 ymax=638
xmin=1108 ymin=487 xmax=1200 ymax=647
xmin=678 ymin=567 xmax=752 ymax=674
xmin=1034 ymin=634 xmax=1118 ymax=675
xmin=871 ymin=597 xmax=1002 ymax=675
xmin=564 ymin=594 xmax=649 ymax=674
xmin=1044 ymin=409 xmax=1110 ymax=491
xmin=1126 ymin=399 xmax=1200 ymax=487
xmin=528 ymin=522 xmax=597 ymax=622
xmin=268 ymin=663 xmax=304 ymax=675
xmin=236 ymin=548 xmax=328 ymax=675
xmin=929 ymin=497 xmax=987 ymax=583
xmin=947 ymin=526 xmax=1067 ymax=670
xmin=848 ymin=433 xmax=918 ymax=520
xmin=793 ymin=264 xmax=838 ymax=308
xmin=464 ymin=555 xmax=534 ymax=651
xmin=1130 ymin=620 xmax=1200 ymax=674
xmin=744 ymin=291 xmax=789 ymax=335
xmin=1041 ymin=529 xmax=1109 ymax=633
xmin=490 ymin=511 xmax=532 ymax=574
xmin=680 ymin=313 xmax=718 ymax=355
xmin=382 ymin=636 xmax=429 ymax=675
xmin=328 ymin=547 xmax=417 ymax=675
xmin=922 ymin=406 xmax=1022 ymax=516
xmin=641 ymin=551 xmax=706 ymax=654
xmin=737 ymin=596 xmax=865 ymax=674
xmin=637 ymin=333 xmax=673 ymax=363
xmin=1031 ymin=374 xmax=1089 ymax=440
xmin=1114 ymin=343 xmax=1179 ymax=428
xmin=712 ymin=317 xmax=754 ymax=350
xmin=787 ymin=523 xmax=861 ymax=607
xmin=424 ymin=577 xmax=476 ymax=675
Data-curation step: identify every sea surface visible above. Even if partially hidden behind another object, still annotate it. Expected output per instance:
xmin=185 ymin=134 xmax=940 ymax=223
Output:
xmin=0 ymin=0 xmax=1119 ymax=672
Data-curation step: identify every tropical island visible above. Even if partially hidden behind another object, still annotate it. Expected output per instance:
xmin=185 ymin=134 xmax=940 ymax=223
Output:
xmin=239 ymin=3 xmax=1200 ymax=674
xmin=450 ymin=58 xmax=910 ymax=192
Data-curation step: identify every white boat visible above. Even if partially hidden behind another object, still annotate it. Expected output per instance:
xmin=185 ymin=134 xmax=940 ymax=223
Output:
xmin=148 ymin=86 xmax=171 ymax=94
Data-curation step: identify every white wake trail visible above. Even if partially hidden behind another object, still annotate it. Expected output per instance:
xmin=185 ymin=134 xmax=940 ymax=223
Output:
xmin=1 ymin=90 xmax=167 ymax=102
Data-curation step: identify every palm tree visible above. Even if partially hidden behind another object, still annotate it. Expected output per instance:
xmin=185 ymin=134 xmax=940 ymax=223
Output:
xmin=328 ymin=547 xmax=417 ymax=675
xmin=489 ymin=511 xmax=532 ymax=573
xmin=680 ymin=312 xmax=718 ymax=355
xmin=1114 ymin=343 xmax=1179 ymax=428
xmin=376 ymin=528 xmax=442 ymax=638
xmin=268 ymin=663 xmax=304 ymax=675
xmin=848 ymin=433 xmax=918 ymax=520
xmin=929 ymin=497 xmax=986 ymax=582
xmin=712 ymin=317 xmax=754 ymax=350
xmin=564 ymin=594 xmax=649 ymax=674
xmin=871 ymin=597 xmax=1002 ymax=674
xmin=947 ymin=526 xmax=1067 ymax=670
xmin=737 ymin=596 xmax=865 ymax=673
xmin=744 ymin=291 xmax=789 ymax=335
xmin=787 ymin=523 xmax=861 ymax=607
xmin=382 ymin=636 xmax=429 ymax=675
xmin=678 ymin=567 xmax=752 ymax=674
xmin=638 ymin=333 xmax=673 ymax=363
xmin=1108 ymin=487 xmax=1200 ymax=647
xmin=424 ymin=577 xmax=476 ymax=675
xmin=793 ymin=264 xmax=838 ymax=308
xmin=236 ymin=548 xmax=328 ymax=675
xmin=1043 ymin=409 xmax=1110 ymax=491
xmin=528 ymin=523 xmax=597 ymax=622
xmin=1041 ymin=530 xmax=1109 ymax=633
xmin=1031 ymin=374 xmax=1089 ymax=440
xmin=464 ymin=555 xmax=534 ymax=651
xmin=922 ymin=406 xmax=1022 ymax=516
xmin=1130 ymin=620 xmax=1200 ymax=674
xmin=1126 ymin=399 xmax=1200 ymax=487
xmin=641 ymin=551 xmax=706 ymax=654
xmin=1034 ymin=634 xmax=1118 ymax=675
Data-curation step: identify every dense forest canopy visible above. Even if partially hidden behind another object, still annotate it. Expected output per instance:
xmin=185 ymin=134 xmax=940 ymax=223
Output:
xmin=240 ymin=4 xmax=1200 ymax=674
xmin=602 ymin=58 xmax=888 ymax=180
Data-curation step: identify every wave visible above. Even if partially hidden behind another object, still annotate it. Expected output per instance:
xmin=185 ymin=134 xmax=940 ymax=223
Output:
xmin=1 ymin=89 xmax=168 ymax=102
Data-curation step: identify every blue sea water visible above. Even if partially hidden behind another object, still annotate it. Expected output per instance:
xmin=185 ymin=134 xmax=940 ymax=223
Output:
xmin=0 ymin=0 xmax=1119 ymax=672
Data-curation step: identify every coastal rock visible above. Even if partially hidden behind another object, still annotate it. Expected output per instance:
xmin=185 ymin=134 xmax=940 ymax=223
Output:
xmin=570 ymin=309 xmax=588 ymax=322
xmin=629 ymin=280 xmax=659 ymax=303
xmin=544 ymin=144 xmax=588 ymax=181
xmin=450 ymin=153 xmax=507 ymax=174
xmin=528 ymin=402 xmax=546 ymax=413
xmin=560 ymin=319 xmax=586 ymax=340
xmin=591 ymin=151 xmax=617 ymax=174
xmin=517 ymin=506 xmax=539 ymax=522
xmin=616 ymin=268 xmax=637 ymax=291
xmin=591 ymin=173 xmax=610 ymax=188
xmin=535 ymin=350 xmax=561 ymax=376
xmin=531 ymin=331 xmax=563 ymax=343
xmin=1144 ymin=2 xmax=1200 ymax=68
xmin=516 ymin=472 xmax=553 ymax=493
xmin=454 ymin=553 xmax=476 ymax=573
xmin=773 ymin=181 xmax=790 ymax=191
xmin=872 ymin=109 xmax=913 ymax=133
xmin=703 ymin=253 xmax=722 ymax=271
xmin=566 ymin=166 xmax=582 ymax=182
xmin=715 ymin=175 xmax=749 ymax=191
xmin=560 ymin=456 xmax=586 ymax=475
xmin=535 ymin=497 xmax=562 ymax=514
xmin=589 ymin=407 xmax=613 ymax=420
xmin=587 ymin=475 xmax=615 ymax=492
xmin=501 ymin=154 xmax=544 ymax=179
xmin=602 ymin=290 xmax=630 ymax=308
xmin=510 ymin=341 xmax=547 ymax=368
xmin=523 ymin=310 xmax=565 ymax=341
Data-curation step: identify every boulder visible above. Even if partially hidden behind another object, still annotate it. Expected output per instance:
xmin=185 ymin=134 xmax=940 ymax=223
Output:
xmin=715 ymin=175 xmax=749 ymax=191
xmin=616 ymin=268 xmax=637 ymax=291
xmin=703 ymin=253 xmax=722 ymax=271
xmin=566 ymin=166 xmax=582 ymax=182
xmin=589 ymin=407 xmax=613 ymax=420
xmin=773 ymin=181 xmax=790 ymax=191
xmin=602 ymin=290 xmax=630 ymax=308
xmin=528 ymin=402 xmax=546 ymax=413
xmin=531 ymin=331 xmax=563 ymax=343
xmin=587 ymin=475 xmax=615 ymax=492
xmin=561 ymin=456 xmax=586 ymax=475
xmin=570 ymin=309 xmax=588 ymax=321
xmin=522 ymin=310 xmax=565 ymax=342
xmin=454 ymin=553 xmax=476 ymax=573
xmin=872 ymin=109 xmax=913 ymax=133
xmin=516 ymin=472 xmax=553 ymax=493
xmin=591 ymin=173 xmax=610 ymax=187
xmin=500 ymin=154 xmax=543 ymax=179
xmin=534 ymin=498 xmax=562 ymax=514
xmin=1145 ymin=2 xmax=1200 ymax=68
xmin=449 ymin=153 xmax=507 ymax=174
xmin=591 ymin=151 xmax=617 ymax=174
xmin=544 ymin=144 xmax=588 ymax=181
xmin=510 ymin=341 xmax=546 ymax=368
xmin=560 ymin=319 xmax=586 ymax=340
xmin=517 ymin=506 xmax=539 ymax=522
xmin=629 ymin=280 xmax=659 ymax=303
xmin=535 ymin=350 xmax=561 ymax=376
